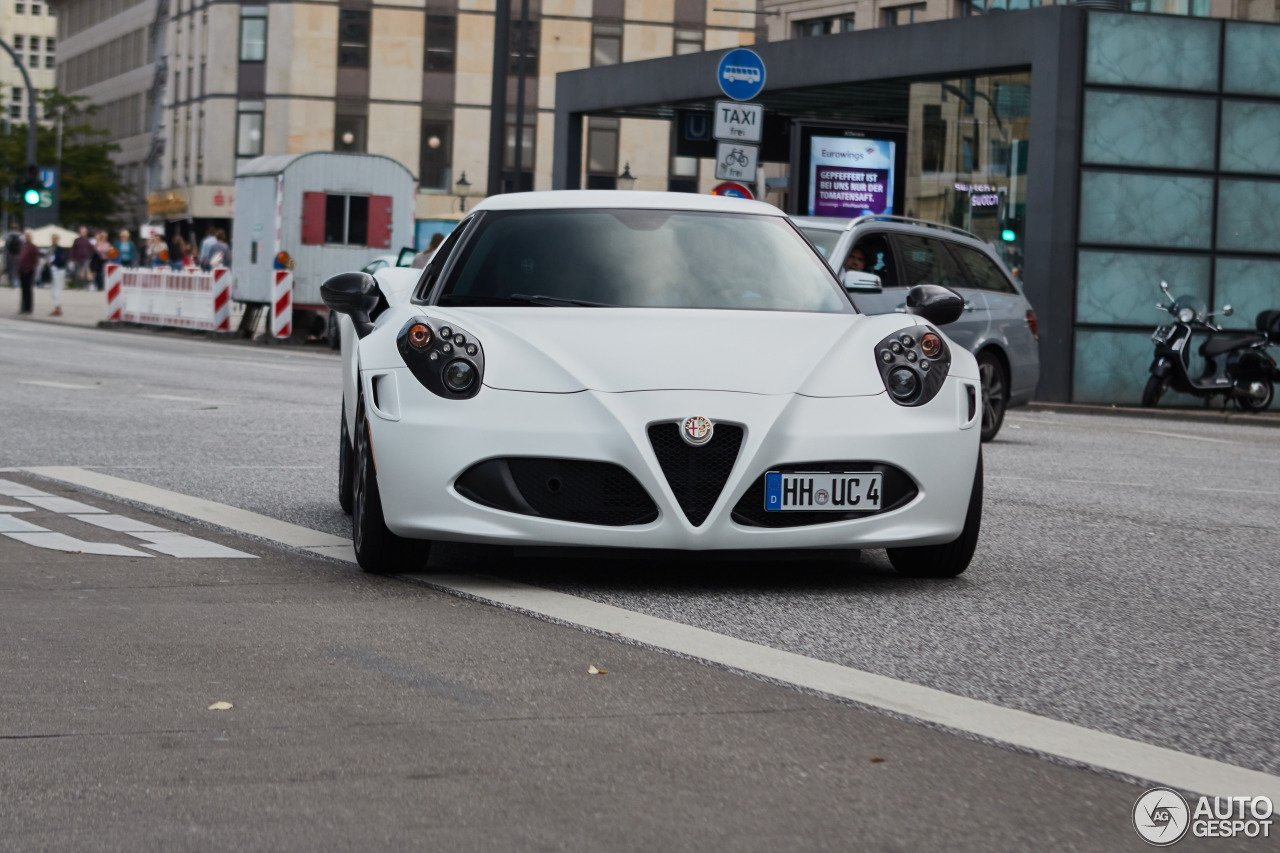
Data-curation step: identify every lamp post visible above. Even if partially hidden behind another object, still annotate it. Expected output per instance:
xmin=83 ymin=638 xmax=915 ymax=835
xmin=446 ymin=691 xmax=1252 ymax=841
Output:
xmin=455 ymin=171 xmax=472 ymax=212
xmin=617 ymin=162 xmax=636 ymax=191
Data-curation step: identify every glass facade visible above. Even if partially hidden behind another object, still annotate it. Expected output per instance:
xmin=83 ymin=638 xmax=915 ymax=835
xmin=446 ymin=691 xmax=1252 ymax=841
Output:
xmin=1074 ymin=13 xmax=1280 ymax=404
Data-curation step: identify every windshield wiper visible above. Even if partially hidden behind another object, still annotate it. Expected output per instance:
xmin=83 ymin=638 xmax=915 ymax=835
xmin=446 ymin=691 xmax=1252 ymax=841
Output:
xmin=509 ymin=293 xmax=612 ymax=307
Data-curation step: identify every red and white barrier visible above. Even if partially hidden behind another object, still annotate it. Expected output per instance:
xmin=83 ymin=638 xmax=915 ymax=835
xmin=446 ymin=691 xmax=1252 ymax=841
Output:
xmin=105 ymin=263 xmax=125 ymax=322
xmin=105 ymin=267 xmax=236 ymax=332
xmin=271 ymin=269 xmax=292 ymax=339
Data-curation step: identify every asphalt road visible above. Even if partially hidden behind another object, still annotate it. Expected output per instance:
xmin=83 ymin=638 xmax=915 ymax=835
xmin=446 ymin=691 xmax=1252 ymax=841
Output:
xmin=2 ymin=317 xmax=1278 ymax=792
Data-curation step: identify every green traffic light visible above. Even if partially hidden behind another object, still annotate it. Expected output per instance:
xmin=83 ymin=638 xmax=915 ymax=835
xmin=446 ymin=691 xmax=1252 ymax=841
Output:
xmin=23 ymin=188 xmax=40 ymax=205
xmin=1001 ymin=229 xmax=1016 ymax=242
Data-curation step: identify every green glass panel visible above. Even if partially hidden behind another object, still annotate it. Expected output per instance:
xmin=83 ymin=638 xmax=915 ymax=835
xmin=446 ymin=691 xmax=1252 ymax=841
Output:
xmin=1076 ymin=251 xmax=1211 ymax=326
xmin=1217 ymin=179 xmax=1280 ymax=253
xmin=1220 ymin=101 xmax=1280 ymax=176
xmin=1224 ymin=22 xmax=1280 ymax=97
xmin=1072 ymin=329 xmax=1202 ymax=406
xmin=1086 ymin=13 xmax=1219 ymax=92
xmin=1082 ymin=91 xmax=1217 ymax=171
xmin=1079 ymin=171 xmax=1213 ymax=249
xmin=1214 ymin=257 xmax=1280 ymax=332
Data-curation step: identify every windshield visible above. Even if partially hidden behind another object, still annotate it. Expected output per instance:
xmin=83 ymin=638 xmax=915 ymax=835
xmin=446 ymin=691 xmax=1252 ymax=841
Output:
xmin=436 ymin=209 xmax=850 ymax=313
xmin=796 ymin=226 xmax=843 ymax=260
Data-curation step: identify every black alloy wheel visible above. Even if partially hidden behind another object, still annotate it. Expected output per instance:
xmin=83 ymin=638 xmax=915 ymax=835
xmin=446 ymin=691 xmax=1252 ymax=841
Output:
xmin=1236 ymin=378 xmax=1274 ymax=413
xmin=1141 ymin=375 xmax=1167 ymax=408
xmin=977 ymin=352 xmax=1008 ymax=442
xmin=326 ymin=311 xmax=341 ymax=350
xmin=338 ymin=402 xmax=354 ymax=515
xmin=887 ymin=451 xmax=982 ymax=579
xmin=352 ymin=400 xmax=432 ymax=574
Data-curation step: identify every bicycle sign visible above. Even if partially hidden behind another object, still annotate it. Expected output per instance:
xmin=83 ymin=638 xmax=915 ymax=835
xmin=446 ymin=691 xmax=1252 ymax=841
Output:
xmin=717 ymin=49 xmax=766 ymax=101
xmin=715 ymin=142 xmax=758 ymax=181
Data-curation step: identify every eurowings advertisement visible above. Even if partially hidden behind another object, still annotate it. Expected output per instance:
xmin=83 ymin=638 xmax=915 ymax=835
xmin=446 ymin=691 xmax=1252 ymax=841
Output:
xmin=807 ymin=136 xmax=896 ymax=217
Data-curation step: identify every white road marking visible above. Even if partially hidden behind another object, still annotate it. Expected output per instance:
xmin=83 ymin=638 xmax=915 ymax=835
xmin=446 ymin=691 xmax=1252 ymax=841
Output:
xmin=0 ymin=478 xmax=53 ymax=498
xmin=141 ymin=394 xmax=225 ymax=405
xmin=126 ymin=531 xmax=255 ymax=559
xmin=0 ymin=515 xmax=152 ymax=557
xmin=1135 ymin=429 xmax=1234 ymax=444
xmin=0 ymin=505 xmax=34 ymax=513
xmin=16 ymin=380 xmax=97 ymax=390
xmin=19 ymin=496 xmax=108 ymax=514
xmin=21 ymin=465 xmax=1280 ymax=800
xmin=1197 ymin=486 xmax=1280 ymax=496
xmin=0 ymin=514 xmax=44 ymax=533
xmin=71 ymin=513 xmax=167 ymax=533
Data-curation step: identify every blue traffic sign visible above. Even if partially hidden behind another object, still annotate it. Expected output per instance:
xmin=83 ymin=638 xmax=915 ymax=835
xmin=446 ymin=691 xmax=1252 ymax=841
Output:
xmin=717 ymin=49 xmax=765 ymax=101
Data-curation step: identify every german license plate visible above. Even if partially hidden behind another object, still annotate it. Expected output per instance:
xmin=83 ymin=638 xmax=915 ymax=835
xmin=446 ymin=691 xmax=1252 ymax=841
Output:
xmin=764 ymin=471 xmax=882 ymax=512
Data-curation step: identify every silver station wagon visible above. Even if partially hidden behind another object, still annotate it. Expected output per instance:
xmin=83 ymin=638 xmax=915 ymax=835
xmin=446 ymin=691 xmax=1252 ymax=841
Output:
xmin=792 ymin=215 xmax=1040 ymax=441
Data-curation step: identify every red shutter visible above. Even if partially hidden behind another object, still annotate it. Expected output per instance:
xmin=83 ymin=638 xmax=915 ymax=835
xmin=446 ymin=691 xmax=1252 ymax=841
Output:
xmin=368 ymin=195 xmax=393 ymax=248
xmin=301 ymin=192 xmax=326 ymax=245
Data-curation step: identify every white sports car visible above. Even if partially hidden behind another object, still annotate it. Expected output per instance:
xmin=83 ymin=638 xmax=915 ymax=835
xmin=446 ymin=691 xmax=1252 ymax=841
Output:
xmin=325 ymin=192 xmax=983 ymax=577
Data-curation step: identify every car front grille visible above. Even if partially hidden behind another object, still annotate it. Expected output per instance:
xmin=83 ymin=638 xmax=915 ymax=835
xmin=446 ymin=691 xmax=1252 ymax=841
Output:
xmin=647 ymin=423 xmax=744 ymax=527
xmin=731 ymin=461 xmax=918 ymax=528
xmin=455 ymin=458 xmax=658 ymax=526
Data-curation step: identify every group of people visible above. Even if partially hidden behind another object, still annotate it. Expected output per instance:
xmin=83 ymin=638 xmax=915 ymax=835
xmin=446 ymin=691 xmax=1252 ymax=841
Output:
xmin=6 ymin=224 xmax=232 ymax=317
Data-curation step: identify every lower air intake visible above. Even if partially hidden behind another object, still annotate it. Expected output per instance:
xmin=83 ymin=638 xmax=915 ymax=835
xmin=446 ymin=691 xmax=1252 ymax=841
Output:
xmin=647 ymin=423 xmax=743 ymax=527
xmin=455 ymin=458 xmax=658 ymax=526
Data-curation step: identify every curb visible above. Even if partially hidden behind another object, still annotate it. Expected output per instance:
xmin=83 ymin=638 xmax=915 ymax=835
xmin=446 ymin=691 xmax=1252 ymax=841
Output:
xmin=1025 ymin=401 xmax=1280 ymax=429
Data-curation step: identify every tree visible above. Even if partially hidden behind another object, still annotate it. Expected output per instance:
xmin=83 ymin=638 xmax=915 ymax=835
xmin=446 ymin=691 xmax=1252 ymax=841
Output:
xmin=0 ymin=90 xmax=133 ymax=227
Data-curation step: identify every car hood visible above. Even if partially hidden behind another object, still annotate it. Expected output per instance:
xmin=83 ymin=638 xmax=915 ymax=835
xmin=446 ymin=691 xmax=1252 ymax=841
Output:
xmin=418 ymin=307 xmax=895 ymax=396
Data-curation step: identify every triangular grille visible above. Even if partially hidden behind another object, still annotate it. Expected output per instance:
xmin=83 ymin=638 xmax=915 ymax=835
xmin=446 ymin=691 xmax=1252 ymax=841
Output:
xmin=647 ymin=423 xmax=743 ymax=527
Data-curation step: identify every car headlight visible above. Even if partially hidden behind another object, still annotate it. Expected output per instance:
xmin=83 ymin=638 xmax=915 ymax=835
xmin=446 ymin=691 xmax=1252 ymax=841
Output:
xmin=875 ymin=327 xmax=951 ymax=407
xmin=1177 ymin=306 xmax=1196 ymax=323
xmin=396 ymin=316 xmax=485 ymax=399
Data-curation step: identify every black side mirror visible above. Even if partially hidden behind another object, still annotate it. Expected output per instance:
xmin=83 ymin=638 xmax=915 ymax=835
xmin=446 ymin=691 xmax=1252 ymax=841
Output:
xmin=905 ymin=284 xmax=963 ymax=326
xmin=321 ymin=271 xmax=381 ymax=338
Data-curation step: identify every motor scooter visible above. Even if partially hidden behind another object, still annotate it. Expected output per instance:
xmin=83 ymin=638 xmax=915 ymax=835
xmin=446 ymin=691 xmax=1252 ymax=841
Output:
xmin=1143 ymin=281 xmax=1280 ymax=411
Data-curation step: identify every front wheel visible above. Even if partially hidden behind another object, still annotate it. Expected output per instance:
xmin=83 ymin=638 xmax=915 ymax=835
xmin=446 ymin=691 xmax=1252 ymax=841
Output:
xmin=1141 ymin=375 xmax=1167 ymax=408
xmin=338 ymin=403 xmax=354 ymax=515
xmin=977 ymin=353 xmax=1007 ymax=443
xmin=352 ymin=401 xmax=432 ymax=574
xmin=1235 ymin=378 xmax=1274 ymax=412
xmin=887 ymin=451 xmax=982 ymax=579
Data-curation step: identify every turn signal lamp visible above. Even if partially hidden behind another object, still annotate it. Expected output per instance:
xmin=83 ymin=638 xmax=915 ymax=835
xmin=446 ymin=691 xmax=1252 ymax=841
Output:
xmin=408 ymin=323 xmax=432 ymax=348
xmin=920 ymin=333 xmax=942 ymax=359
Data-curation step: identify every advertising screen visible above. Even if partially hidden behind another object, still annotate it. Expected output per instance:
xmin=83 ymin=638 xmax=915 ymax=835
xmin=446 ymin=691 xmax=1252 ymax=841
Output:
xmin=807 ymin=136 xmax=896 ymax=217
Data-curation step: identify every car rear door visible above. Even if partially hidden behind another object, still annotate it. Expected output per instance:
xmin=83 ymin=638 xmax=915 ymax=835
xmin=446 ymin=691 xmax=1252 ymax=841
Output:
xmin=948 ymin=241 xmax=1040 ymax=398
xmin=889 ymin=233 xmax=989 ymax=352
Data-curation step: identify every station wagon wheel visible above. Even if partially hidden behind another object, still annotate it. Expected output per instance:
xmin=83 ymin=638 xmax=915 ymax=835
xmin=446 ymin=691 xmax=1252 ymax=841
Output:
xmin=977 ymin=352 xmax=1007 ymax=442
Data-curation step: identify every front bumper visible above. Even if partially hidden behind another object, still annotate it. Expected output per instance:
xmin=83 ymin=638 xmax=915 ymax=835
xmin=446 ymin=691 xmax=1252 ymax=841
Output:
xmin=364 ymin=369 xmax=981 ymax=550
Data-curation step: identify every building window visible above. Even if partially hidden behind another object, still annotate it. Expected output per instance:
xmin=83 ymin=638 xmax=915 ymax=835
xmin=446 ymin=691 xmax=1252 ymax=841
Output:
xmin=8 ymin=105 xmax=19 ymax=119
xmin=793 ymin=17 xmax=854 ymax=37
xmin=14 ymin=3 xmax=23 ymax=14
xmin=335 ymin=112 xmax=367 ymax=152
xmin=424 ymin=14 xmax=456 ymax=72
xmin=324 ymin=194 xmax=369 ymax=245
xmin=510 ymin=21 xmax=539 ymax=76
xmin=31 ymin=3 xmax=40 ymax=13
xmin=420 ymin=118 xmax=452 ymax=190
xmin=586 ymin=117 xmax=619 ymax=189
xmin=921 ymin=104 xmax=945 ymax=173
xmin=674 ymin=28 xmax=703 ymax=55
xmin=45 ymin=37 xmax=54 ymax=52
xmin=13 ymin=36 xmax=22 ymax=51
xmin=236 ymin=100 xmax=264 ymax=161
xmin=338 ymin=9 xmax=370 ymax=68
xmin=592 ymin=24 xmax=621 ymax=67
xmin=239 ymin=5 xmax=267 ymax=62
xmin=882 ymin=4 xmax=926 ymax=26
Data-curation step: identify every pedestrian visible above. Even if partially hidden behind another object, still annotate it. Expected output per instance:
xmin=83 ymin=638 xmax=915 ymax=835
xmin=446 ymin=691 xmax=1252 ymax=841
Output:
xmin=207 ymin=229 xmax=230 ymax=268
xmin=17 ymin=230 xmax=40 ymax=314
xmin=4 ymin=224 xmax=21 ymax=287
xmin=170 ymin=235 xmax=193 ymax=270
xmin=198 ymin=228 xmax=218 ymax=268
xmin=115 ymin=230 xmax=137 ymax=266
xmin=46 ymin=233 xmax=68 ymax=316
xmin=148 ymin=233 xmax=170 ymax=268
xmin=70 ymin=226 xmax=95 ymax=288
xmin=92 ymin=231 xmax=111 ymax=290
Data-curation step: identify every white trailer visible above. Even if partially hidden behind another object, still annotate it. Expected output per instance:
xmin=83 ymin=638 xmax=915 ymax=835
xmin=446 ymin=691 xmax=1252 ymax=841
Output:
xmin=231 ymin=151 xmax=416 ymax=338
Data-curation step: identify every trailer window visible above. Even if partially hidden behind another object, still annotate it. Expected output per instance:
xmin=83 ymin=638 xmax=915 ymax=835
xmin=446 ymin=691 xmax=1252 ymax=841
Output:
xmin=307 ymin=192 xmax=386 ymax=247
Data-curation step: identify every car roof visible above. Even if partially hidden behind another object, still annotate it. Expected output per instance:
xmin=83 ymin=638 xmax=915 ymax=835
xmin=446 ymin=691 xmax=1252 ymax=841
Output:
xmin=789 ymin=214 xmax=998 ymax=253
xmin=471 ymin=190 xmax=785 ymax=216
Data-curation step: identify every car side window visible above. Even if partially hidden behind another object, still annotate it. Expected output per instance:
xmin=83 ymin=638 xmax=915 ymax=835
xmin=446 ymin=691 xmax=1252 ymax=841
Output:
xmin=845 ymin=232 xmax=900 ymax=288
xmin=950 ymin=244 xmax=1018 ymax=294
xmin=893 ymin=234 xmax=969 ymax=291
xmin=415 ymin=218 xmax=471 ymax=301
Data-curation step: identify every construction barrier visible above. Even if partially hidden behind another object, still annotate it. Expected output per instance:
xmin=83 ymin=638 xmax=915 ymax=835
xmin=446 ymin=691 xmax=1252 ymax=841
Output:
xmin=104 ymin=266 xmax=234 ymax=332
xmin=271 ymin=269 xmax=293 ymax=339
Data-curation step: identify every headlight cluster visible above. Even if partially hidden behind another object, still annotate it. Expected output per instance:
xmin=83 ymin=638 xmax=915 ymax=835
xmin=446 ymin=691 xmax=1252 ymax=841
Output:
xmin=396 ymin=316 xmax=485 ymax=400
xmin=874 ymin=327 xmax=951 ymax=407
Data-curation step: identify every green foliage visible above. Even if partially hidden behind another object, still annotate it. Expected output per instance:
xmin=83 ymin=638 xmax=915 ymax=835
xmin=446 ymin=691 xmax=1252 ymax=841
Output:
xmin=0 ymin=90 xmax=134 ymax=227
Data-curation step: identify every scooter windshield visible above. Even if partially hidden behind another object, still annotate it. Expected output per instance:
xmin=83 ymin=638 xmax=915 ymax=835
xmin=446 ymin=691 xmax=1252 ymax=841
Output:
xmin=1173 ymin=295 xmax=1207 ymax=321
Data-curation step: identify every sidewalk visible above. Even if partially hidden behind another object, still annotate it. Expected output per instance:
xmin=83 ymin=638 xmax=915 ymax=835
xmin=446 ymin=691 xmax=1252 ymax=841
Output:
xmin=1 ymin=282 xmax=105 ymax=329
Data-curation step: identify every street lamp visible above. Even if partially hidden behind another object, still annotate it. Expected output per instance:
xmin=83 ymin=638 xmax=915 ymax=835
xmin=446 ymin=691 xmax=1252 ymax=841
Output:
xmin=455 ymin=171 xmax=472 ymax=212
xmin=617 ymin=162 xmax=636 ymax=191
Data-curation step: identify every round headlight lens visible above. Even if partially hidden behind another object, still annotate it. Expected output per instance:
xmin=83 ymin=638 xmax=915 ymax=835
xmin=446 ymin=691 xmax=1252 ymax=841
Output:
xmin=920 ymin=333 xmax=942 ymax=359
xmin=887 ymin=366 xmax=919 ymax=400
xmin=1177 ymin=306 xmax=1196 ymax=323
xmin=408 ymin=323 xmax=431 ymax=349
xmin=442 ymin=360 xmax=476 ymax=392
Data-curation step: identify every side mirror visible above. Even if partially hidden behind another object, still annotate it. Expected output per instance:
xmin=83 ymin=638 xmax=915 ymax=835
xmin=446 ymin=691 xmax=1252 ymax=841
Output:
xmin=321 ymin=271 xmax=381 ymax=338
xmin=842 ymin=270 xmax=883 ymax=293
xmin=905 ymin=284 xmax=964 ymax=326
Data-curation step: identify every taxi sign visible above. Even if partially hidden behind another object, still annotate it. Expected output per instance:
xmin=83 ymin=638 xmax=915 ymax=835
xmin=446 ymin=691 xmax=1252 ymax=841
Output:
xmin=713 ymin=101 xmax=763 ymax=143
xmin=710 ymin=181 xmax=753 ymax=200
xmin=717 ymin=49 xmax=766 ymax=101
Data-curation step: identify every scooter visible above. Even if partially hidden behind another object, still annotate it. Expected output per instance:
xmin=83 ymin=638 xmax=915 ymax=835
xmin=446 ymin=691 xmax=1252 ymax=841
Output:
xmin=1143 ymin=281 xmax=1280 ymax=411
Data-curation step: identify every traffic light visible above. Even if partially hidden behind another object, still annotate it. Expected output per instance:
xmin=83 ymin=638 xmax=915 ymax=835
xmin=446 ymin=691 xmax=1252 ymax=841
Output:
xmin=21 ymin=165 xmax=40 ymax=205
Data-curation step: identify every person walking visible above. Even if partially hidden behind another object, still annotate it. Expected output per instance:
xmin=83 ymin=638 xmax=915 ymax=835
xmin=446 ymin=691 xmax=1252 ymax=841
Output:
xmin=148 ymin=233 xmax=170 ymax=268
xmin=92 ymin=231 xmax=111 ymax=290
xmin=47 ymin=233 xmax=68 ymax=316
xmin=206 ymin=230 xmax=230 ymax=267
xmin=17 ymin=230 xmax=40 ymax=314
xmin=115 ymin=230 xmax=137 ymax=267
xmin=5 ymin=225 xmax=21 ymax=287
xmin=70 ymin=226 xmax=95 ymax=288
xmin=198 ymin=229 xmax=218 ymax=268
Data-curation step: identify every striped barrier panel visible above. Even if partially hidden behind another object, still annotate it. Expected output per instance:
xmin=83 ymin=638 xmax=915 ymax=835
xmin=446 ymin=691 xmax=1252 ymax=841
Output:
xmin=271 ymin=269 xmax=293 ymax=339
xmin=211 ymin=268 xmax=231 ymax=332
xmin=108 ymin=267 xmax=236 ymax=331
xmin=104 ymin=264 xmax=125 ymax=322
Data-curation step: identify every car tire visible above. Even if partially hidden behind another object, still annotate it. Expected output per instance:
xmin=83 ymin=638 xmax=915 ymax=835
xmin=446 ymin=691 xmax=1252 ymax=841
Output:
xmin=325 ymin=311 xmax=341 ymax=350
xmin=887 ymin=451 xmax=982 ymax=579
xmin=338 ymin=402 xmax=354 ymax=515
xmin=1141 ymin=375 xmax=1166 ymax=408
xmin=352 ymin=400 xmax=431 ymax=574
xmin=977 ymin=353 xmax=1007 ymax=443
